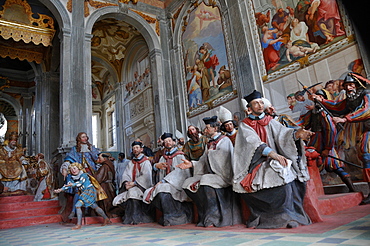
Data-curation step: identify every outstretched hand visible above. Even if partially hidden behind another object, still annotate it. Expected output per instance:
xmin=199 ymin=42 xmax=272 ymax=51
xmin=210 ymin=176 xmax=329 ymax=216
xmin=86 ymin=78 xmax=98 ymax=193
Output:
xmin=54 ymin=188 xmax=62 ymax=193
xmin=176 ymin=159 xmax=193 ymax=169
xmin=295 ymin=128 xmax=315 ymax=141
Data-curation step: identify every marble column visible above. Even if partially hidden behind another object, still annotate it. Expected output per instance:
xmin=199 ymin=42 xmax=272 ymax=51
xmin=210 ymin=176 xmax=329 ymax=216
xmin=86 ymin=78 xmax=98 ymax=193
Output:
xmin=149 ymin=48 xmax=170 ymax=139
xmin=223 ymin=0 xmax=263 ymax=97
xmin=34 ymin=72 xmax=60 ymax=161
xmin=59 ymin=0 xmax=92 ymax=148
xmin=20 ymin=93 xmax=32 ymax=155
xmin=115 ymin=82 xmax=125 ymax=151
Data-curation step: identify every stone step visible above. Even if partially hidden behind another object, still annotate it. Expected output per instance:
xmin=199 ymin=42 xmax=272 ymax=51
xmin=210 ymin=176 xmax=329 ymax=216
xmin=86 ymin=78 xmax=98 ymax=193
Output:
xmin=0 ymin=195 xmax=35 ymax=204
xmin=0 ymin=206 xmax=61 ymax=220
xmin=324 ymin=181 xmax=369 ymax=195
xmin=0 ymin=214 xmax=62 ymax=230
xmin=0 ymin=199 xmax=59 ymax=212
xmin=318 ymin=192 xmax=364 ymax=215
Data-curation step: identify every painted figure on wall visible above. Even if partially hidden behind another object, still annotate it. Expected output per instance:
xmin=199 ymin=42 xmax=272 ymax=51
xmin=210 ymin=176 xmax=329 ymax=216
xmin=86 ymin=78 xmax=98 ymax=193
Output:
xmin=182 ymin=2 xmax=233 ymax=112
xmin=254 ymin=0 xmax=346 ymax=73
xmin=124 ymin=67 xmax=152 ymax=102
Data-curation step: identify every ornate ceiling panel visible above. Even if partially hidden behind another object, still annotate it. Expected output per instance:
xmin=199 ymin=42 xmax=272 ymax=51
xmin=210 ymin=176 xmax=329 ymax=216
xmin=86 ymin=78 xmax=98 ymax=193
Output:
xmin=91 ymin=18 xmax=143 ymax=97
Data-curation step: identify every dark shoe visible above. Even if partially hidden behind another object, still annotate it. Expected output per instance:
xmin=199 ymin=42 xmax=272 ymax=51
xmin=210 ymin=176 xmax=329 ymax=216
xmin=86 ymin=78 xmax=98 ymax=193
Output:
xmin=287 ymin=221 xmax=299 ymax=228
xmin=341 ymin=176 xmax=356 ymax=192
xmin=360 ymin=194 xmax=370 ymax=205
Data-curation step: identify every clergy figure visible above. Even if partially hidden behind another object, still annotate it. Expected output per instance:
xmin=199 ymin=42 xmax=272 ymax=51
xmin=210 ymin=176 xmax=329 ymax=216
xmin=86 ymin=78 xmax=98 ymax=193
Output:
xmin=143 ymin=132 xmax=192 ymax=226
xmin=232 ymin=90 xmax=314 ymax=229
xmin=218 ymin=106 xmax=238 ymax=146
xmin=112 ymin=141 xmax=154 ymax=224
xmin=178 ymin=116 xmax=242 ymax=227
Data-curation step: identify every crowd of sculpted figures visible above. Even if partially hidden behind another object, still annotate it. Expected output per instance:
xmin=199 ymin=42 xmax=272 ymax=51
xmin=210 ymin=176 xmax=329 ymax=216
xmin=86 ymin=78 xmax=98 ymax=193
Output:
xmin=1 ymin=72 xmax=370 ymax=230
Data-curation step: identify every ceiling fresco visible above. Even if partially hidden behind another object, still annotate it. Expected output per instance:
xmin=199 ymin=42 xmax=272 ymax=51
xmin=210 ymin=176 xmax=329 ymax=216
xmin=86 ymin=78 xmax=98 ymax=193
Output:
xmin=91 ymin=18 xmax=143 ymax=99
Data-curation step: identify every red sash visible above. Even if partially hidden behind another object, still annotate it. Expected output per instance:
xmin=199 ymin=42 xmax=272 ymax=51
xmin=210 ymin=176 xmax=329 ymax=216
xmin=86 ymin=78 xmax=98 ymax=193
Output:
xmin=131 ymin=156 xmax=148 ymax=182
xmin=240 ymin=115 xmax=273 ymax=192
xmin=207 ymin=135 xmax=226 ymax=150
xmin=162 ymin=151 xmax=184 ymax=175
xmin=242 ymin=115 xmax=273 ymax=143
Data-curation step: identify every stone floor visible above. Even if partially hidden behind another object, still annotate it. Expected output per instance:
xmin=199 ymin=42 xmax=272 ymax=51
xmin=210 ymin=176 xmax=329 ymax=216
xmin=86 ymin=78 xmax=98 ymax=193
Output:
xmin=1 ymin=204 xmax=370 ymax=246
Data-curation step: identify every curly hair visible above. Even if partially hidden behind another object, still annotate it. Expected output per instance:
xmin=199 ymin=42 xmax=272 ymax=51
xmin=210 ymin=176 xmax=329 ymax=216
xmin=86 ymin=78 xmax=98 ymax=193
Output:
xmin=76 ymin=132 xmax=92 ymax=152
xmin=69 ymin=162 xmax=84 ymax=173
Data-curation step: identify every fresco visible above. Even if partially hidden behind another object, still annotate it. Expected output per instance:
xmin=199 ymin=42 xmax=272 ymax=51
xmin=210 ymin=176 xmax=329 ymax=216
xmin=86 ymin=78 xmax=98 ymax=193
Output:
xmin=182 ymin=2 xmax=233 ymax=112
xmin=254 ymin=0 xmax=346 ymax=74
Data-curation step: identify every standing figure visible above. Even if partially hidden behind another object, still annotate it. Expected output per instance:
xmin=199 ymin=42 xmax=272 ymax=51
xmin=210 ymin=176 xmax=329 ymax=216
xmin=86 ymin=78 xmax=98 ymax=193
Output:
xmin=218 ymin=106 xmax=238 ymax=146
xmin=114 ymin=152 xmax=130 ymax=193
xmin=233 ymin=90 xmax=314 ymax=229
xmin=292 ymin=90 xmax=314 ymax=117
xmin=302 ymin=90 xmax=355 ymax=192
xmin=61 ymin=132 xmax=100 ymax=177
xmin=54 ymin=162 xmax=111 ymax=230
xmin=0 ymin=132 xmax=28 ymax=194
xmin=95 ymin=153 xmax=116 ymax=218
xmin=183 ymin=125 xmax=208 ymax=161
xmin=34 ymin=153 xmax=55 ymax=201
xmin=312 ymin=73 xmax=370 ymax=204
xmin=143 ymin=133 xmax=192 ymax=226
xmin=59 ymin=132 xmax=100 ymax=222
xmin=113 ymin=141 xmax=154 ymax=224
xmin=198 ymin=44 xmax=219 ymax=88
xmin=179 ymin=116 xmax=241 ymax=227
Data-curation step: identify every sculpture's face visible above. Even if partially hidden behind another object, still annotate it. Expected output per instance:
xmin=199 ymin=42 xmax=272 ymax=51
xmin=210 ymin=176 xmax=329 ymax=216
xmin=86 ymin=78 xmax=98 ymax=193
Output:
xmin=188 ymin=126 xmax=197 ymax=135
xmin=132 ymin=145 xmax=143 ymax=157
xmin=204 ymin=124 xmax=216 ymax=138
xmin=9 ymin=139 xmax=17 ymax=148
xmin=97 ymin=154 xmax=105 ymax=164
xmin=79 ymin=133 xmax=88 ymax=144
xmin=70 ymin=166 xmax=80 ymax=176
xmin=344 ymin=82 xmax=357 ymax=96
xmin=249 ymin=98 xmax=265 ymax=116
xmin=224 ymin=121 xmax=234 ymax=133
xmin=163 ymin=137 xmax=175 ymax=150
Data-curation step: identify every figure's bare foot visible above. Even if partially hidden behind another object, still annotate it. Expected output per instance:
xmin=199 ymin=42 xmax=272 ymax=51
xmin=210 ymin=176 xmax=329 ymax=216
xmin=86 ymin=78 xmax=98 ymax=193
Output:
xmin=102 ymin=218 xmax=112 ymax=226
xmin=72 ymin=225 xmax=81 ymax=230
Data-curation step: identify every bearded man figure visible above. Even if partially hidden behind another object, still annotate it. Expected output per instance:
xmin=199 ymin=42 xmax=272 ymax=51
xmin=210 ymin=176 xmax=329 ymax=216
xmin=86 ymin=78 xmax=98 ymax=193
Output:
xmin=183 ymin=125 xmax=208 ymax=161
xmin=312 ymin=72 xmax=370 ymax=204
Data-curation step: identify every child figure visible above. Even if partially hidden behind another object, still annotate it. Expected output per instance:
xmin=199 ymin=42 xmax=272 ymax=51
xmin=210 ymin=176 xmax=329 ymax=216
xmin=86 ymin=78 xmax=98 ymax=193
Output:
xmin=54 ymin=162 xmax=111 ymax=230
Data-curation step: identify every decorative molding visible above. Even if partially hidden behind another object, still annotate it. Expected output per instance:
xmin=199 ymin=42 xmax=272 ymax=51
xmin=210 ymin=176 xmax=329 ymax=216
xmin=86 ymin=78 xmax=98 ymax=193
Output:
xmin=0 ymin=45 xmax=43 ymax=64
xmin=66 ymin=0 xmax=118 ymax=17
xmin=0 ymin=0 xmax=55 ymax=46
xmin=119 ymin=0 xmax=138 ymax=4
xmin=130 ymin=9 xmax=160 ymax=36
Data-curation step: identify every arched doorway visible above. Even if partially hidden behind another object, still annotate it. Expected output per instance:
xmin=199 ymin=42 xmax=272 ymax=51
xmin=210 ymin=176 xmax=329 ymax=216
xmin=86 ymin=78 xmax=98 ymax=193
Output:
xmin=87 ymin=9 xmax=166 ymax=156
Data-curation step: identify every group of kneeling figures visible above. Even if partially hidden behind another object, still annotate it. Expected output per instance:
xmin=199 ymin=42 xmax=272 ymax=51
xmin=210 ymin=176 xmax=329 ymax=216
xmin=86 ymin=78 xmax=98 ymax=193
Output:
xmin=57 ymin=89 xmax=318 ymax=230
